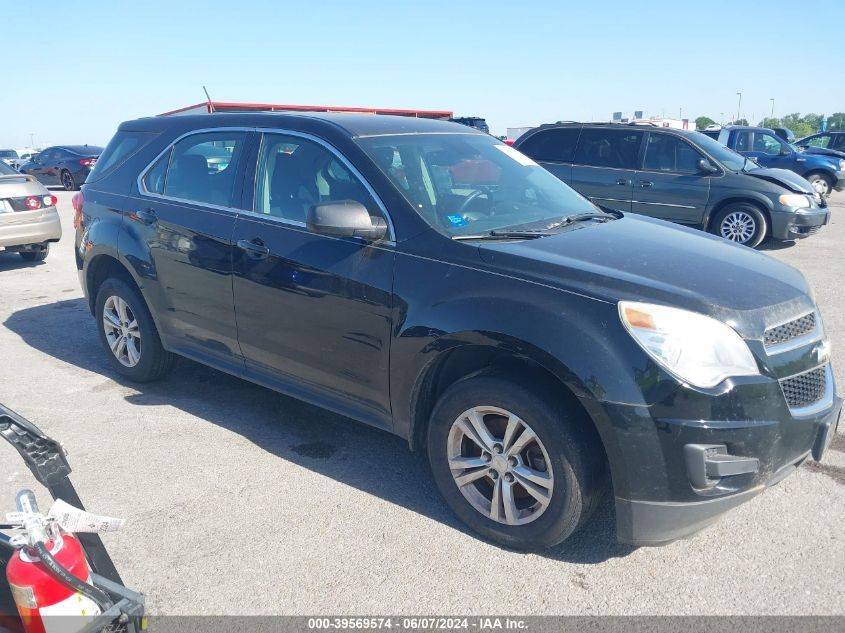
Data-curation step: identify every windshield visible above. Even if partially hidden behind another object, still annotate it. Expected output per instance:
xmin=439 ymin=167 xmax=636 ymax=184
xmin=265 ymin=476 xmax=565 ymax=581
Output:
xmin=0 ymin=150 xmax=18 ymax=158
xmin=689 ymin=132 xmax=751 ymax=172
xmin=0 ymin=162 xmax=18 ymax=175
xmin=356 ymin=133 xmax=597 ymax=236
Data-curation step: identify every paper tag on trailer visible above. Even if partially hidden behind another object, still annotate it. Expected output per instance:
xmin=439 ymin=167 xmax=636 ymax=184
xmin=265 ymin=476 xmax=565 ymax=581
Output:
xmin=47 ymin=499 xmax=125 ymax=534
xmin=5 ymin=511 xmax=27 ymax=524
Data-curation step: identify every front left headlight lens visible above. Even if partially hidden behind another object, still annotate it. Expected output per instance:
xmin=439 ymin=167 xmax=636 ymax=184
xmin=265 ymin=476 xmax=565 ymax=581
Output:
xmin=838 ymin=159 xmax=845 ymax=171
xmin=619 ymin=302 xmax=759 ymax=388
xmin=779 ymin=193 xmax=811 ymax=208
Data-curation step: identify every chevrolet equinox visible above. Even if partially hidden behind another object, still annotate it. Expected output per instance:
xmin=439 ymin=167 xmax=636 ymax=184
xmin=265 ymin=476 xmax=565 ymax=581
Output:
xmin=75 ymin=113 xmax=841 ymax=548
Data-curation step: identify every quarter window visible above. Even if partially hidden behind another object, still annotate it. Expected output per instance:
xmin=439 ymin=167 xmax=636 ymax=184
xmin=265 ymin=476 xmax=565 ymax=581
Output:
xmin=162 ymin=132 xmax=247 ymax=207
xmin=518 ymin=128 xmax=581 ymax=163
xmin=574 ymin=129 xmax=643 ymax=169
xmin=643 ymin=134 xmax=704 ymax=174
xmin=143 ymin=150 xmax=170 ymax=194
xmin=254 ymin=133 xmax=380 ymax=224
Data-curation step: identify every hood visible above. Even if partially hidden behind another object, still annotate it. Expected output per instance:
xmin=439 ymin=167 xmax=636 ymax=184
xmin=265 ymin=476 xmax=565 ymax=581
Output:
xmin=801 ymin=146 xmax=845 ymax=160
xmin=745 ymin=167 xmax=815 ymax=194
xmin=477 ymin=215 xmax=814 ymax=337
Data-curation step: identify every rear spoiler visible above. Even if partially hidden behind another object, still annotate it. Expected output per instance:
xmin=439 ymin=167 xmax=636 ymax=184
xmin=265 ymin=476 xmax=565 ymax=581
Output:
xmin=0 ymin=174 xmax=36 ymax=183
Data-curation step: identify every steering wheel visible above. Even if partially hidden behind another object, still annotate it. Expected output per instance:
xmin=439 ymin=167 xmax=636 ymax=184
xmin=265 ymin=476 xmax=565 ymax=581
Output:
xmin=457 ymin=188 xmax=490 ymax=215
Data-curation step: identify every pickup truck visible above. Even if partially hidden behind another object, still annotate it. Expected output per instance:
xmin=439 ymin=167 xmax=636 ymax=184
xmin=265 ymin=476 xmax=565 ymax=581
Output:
xmin=706 ymin=126 xmax=845 ymax=197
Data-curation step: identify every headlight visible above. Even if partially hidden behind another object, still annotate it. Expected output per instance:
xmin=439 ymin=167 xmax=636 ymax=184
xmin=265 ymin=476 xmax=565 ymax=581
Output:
xmin=839 ymin=159 xmax=845 ymax=171
xmin=779 ymin=193 xmax=811 ymax=208
xmin=619 ymin=302 xmax=759 ymax=388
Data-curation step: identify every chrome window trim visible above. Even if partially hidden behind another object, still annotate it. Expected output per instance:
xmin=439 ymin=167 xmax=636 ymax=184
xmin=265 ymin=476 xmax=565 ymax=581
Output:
xmin=253 ymin=128 xmax=395 ymax=243
xmin=136 ymin=126 xmax=254 ymax=215
xmin=630 ymin=200 xmax=697 ymax=209
xmin=136 ymin=126 xmax=396 ymax=243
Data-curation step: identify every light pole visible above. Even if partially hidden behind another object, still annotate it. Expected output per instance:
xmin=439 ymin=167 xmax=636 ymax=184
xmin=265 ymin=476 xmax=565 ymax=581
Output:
xmin=770 ymin=98 xmax=775 ymax=120
xmin=29 ymin=133 xmax=34 ymax=148
xmin=736 ymin=91 xmax=742 ymax=123
xmin=720 ymin=112 xmax=724 ymax=125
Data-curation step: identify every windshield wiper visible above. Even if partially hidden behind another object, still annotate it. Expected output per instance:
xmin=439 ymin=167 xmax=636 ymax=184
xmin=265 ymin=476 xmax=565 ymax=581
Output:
xmin=452 ymin=230 xmax=552 ymax=241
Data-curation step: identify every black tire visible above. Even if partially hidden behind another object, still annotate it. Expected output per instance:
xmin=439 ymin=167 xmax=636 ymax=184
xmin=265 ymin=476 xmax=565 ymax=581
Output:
xmin=806 ymin=172 xmax=833 ymax=198
xmin=94 ymin=277 xmax=174 ymax=382
xmin=60 ymin=169 xmax=77 ymax=191
xmin=20 ymin=245 xmax=49 ymax=262
xmin=427 ymin=374 xmax=606 ymax=550
xmin=710 ymin=203 xmax=767 ymax=248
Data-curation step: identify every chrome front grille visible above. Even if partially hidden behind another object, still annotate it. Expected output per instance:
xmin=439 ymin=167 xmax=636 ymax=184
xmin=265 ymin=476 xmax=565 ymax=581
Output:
xmin=764 ymin=313 xmax=816 ymax=347
xmin=780 ymin=366 xmax=827 ymax=408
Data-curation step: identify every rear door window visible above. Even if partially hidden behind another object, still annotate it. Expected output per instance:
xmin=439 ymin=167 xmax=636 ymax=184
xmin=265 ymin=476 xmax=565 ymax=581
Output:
xmin=574 ymin=129 xmax=643 ymax=169
xmin=161 ymin=132 xmax=247 ymax=207
xmin=803 ymin=135 xmax=831 ymax=149
xmin=518 ymin=128 xmax=581 ymax=163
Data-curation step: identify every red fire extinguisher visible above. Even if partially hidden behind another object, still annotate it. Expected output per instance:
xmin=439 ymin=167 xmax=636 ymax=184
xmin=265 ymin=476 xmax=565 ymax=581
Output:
xmin=5 ymin=491 xmax=106 ymax=633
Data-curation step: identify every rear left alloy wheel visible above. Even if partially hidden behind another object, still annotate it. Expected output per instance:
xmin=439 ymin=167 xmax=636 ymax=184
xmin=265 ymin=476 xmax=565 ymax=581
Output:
xmin=427 ymin=374 xmax=606 ymax=550
xmin=61 ymin=169 xmax=77 ymax=191
xmin=95 ymin=277 xmax=174 ymax=382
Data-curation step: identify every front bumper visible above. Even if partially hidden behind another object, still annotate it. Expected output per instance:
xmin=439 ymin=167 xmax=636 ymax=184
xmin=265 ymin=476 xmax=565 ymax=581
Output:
xmin=0 ymin=207 xmax=62 ymax=248
xmin=770 ymin=205 xmax=830 ymax=240
xmin=598 ymin=372 xmax=841 ymax=546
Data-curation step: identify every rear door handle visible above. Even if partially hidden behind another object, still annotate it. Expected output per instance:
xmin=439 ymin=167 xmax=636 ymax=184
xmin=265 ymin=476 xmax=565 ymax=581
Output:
xmin=237 ymin=238 xmax=270 ymax=259
xmin=615 ymin=178 xmax=629 ymax=186
xmin=639 ymin=181 xmax=654 ymax=188
xmin=134 ymin=209 xmax=158 ymax=224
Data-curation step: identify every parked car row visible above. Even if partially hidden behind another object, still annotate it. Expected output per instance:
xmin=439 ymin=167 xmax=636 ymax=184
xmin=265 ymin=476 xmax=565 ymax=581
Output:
xmin=17 ymin=145 xmax=103 ymax=191
xmin=70 ymin=112 xmax=840 ymax=551
xmin=0 ymin=160 xmax=61 ymax=261
xmin=513 ymin=122 xmax=829 ymax=247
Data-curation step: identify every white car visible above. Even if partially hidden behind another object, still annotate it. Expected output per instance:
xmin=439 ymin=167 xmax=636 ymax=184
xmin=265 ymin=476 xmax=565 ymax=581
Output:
xmin=0 ymin=160 xmax=62 ymax=261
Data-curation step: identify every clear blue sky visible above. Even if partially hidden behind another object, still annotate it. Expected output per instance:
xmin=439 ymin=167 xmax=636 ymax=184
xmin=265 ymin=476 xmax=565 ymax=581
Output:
xmin=2 ymin=0 xmax=843 ymax=148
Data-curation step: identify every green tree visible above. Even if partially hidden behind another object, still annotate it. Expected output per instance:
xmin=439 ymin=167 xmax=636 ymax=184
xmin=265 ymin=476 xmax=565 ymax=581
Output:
xmin=826 ymin=113 xmax=845 ymax=131
xmin=731 ymin=118 xmax=749 ymax=126
xmin=695 ymin=116 xmax=716 ymax=130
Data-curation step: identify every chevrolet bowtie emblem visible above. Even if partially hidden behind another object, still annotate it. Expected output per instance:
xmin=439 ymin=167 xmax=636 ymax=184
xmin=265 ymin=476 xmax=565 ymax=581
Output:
xmin=814 ymin=340 xmax=831 ymax=365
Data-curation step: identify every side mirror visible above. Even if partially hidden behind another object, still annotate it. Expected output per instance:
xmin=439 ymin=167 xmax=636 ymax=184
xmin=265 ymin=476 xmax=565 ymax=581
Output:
xmin=697 ymin=159 xmax=718 ymax=174
xmin=307 ymin=200 xmax=388 ymax=241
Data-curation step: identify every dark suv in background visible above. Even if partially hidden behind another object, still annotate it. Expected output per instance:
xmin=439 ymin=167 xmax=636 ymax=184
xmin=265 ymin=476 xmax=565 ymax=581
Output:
xmin=514 ymin=123 xmax=829 ymax=248
xmin=75 ymin=112 xmax=839 ymax=549
xmin=19 ymin=145 xmax=103 ymax=191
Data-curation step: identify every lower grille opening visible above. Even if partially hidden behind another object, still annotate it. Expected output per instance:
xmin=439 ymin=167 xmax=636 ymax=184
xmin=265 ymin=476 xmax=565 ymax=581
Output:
xmin=780 ymin=366 xmax=827 ymax=408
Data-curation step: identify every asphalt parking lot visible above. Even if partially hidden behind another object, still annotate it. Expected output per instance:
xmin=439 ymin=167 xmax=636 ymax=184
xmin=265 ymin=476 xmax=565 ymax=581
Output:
xmin=1 ymin=191 xmax=843 ymax=615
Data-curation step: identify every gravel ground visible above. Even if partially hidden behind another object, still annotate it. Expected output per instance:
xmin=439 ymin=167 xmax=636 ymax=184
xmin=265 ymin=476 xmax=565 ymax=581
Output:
xmin=0 ymin=190 xmax=842 ymax=615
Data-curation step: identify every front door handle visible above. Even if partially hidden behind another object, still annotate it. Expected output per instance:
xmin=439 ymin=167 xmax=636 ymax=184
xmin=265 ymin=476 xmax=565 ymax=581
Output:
xmin=237 ymin=238 xmax=270 ymax=259
xmin=134 ymin=209 xmax=158 ymax=224
xmin=615 ymin=178 xmax=629 ymax=186
xmin=639 ymin=181 xmax=654 ymax=188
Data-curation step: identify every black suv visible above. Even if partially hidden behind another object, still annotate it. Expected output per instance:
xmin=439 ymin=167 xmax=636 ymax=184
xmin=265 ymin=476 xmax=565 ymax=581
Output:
xmin=75 ymin=113 xmax=840 ymax=548
xmin=514 ymin=123 xmax=829 ymax=248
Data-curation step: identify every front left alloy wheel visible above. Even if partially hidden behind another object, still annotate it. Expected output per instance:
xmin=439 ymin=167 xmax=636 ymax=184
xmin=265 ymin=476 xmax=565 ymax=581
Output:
xmin=427 ymin=374 xmax=606 ymax=550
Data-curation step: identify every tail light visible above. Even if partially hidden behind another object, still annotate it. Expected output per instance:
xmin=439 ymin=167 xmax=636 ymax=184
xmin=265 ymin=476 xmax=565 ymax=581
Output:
xmin=24 ymin=196 xmax=42 ymax=210
xmin=79 ymin=158 xmax=97 ymax=166
xmin=72 ymin=191 xmax=85 ymax=229
xmin=42 ymin=195 xmax=58 ymax=207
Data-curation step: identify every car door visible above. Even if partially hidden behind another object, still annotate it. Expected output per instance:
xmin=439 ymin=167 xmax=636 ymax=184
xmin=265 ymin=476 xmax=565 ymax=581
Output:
xmin=515 ymin=127 xmax=581 ymax=184
xmin=630 ymin=132 xmax=711 ymax=225
xmin=741 ymin=130 xmax=799 ymax=171
xmin=231 ymin=131 xmax=395 ymax=427
xmin=569 ymin=128 xmax=642 ymax=212
xmin=132 ymin=129 xmax=250 ymax=371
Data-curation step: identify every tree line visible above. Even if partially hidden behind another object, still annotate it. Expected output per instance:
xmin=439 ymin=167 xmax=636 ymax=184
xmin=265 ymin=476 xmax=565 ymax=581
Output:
xmin=695 ymin=113 xmax=845 ymax=138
